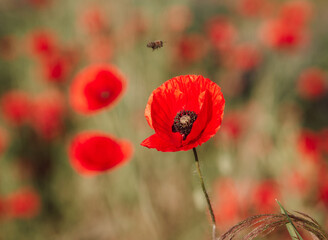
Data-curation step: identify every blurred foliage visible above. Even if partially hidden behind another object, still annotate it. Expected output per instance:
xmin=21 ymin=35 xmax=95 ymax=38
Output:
xmin=0 ymin=0 xmax=327 ymax=239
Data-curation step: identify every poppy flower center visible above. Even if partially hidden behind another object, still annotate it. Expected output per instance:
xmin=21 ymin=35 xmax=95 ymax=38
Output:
xmin=172 ymin=110 xmax=197 ymax=141
xmin=100 ymin=91 xmax=110 ymax=100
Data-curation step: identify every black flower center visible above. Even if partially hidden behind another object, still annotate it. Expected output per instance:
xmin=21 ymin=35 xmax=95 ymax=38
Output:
xmin=172 ymin=110 xmax=197 ymax=140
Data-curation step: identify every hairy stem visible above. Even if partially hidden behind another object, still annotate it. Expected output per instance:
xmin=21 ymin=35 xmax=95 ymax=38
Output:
xmin=192 ymin=148 xmax=216 ymax=240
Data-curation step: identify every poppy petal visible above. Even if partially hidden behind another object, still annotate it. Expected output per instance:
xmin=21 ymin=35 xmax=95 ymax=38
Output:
xmin=144 ymin=92 xmax=154 ymax=129
xmin=150 ymin=89 xmax=184 ymax=145
xmin=185 ymin=90 xmax=212 ymax=145
xmin=119 ymin=139 xmax=134 ymax=163
xmin=69 ymin=131 xmax=133 ymax=175
xmin=141 ymin=133 xmax=180 ymax=152
xmin=200 ymin=85 xmax=225 ymax=140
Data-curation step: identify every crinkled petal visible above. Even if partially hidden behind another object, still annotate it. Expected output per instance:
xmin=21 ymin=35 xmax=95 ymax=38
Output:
xmin=199 ymin=83 xmax=225 ymax=141
xmin=184 ymin=90 xmax=211 ymax=145
xmin=150 ymin=89 xmax=183 ymax=146
xmin=141 ymin=133 xmax=181 ymax=152
xmin=144 ymin=92 xmax=154 ymax=129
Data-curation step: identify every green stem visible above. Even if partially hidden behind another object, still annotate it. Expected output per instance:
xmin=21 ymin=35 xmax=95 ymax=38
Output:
xmin=276 ymin=200 xmax=303 ymax=240
xmin=192 ymin=148 xmax=216 ymax=240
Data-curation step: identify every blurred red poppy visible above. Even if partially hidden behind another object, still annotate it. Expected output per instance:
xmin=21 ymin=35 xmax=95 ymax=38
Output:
xmin=6 ymin=188 xmax=41 ymax=219
xmin=251 ymin=180 xmax=280 ymax=214
xmin=0 ymin=198 xmax=5 ymax=218
xmin=222 ymin=43 xmax=261 ymax=71
xmin=79 ymin=6 xmax=108 ymax=34
xmin=320 ymin=129 xmax=328 ymax=154
xmin=69 ymin=64 xmax=126 ymax=114
xmin=41 ymin=53 xmax=72 ymax=83
xmin=69 ymin=131 xmax=133 ymax=175
xmin=297 ymin=130 xmax=321 ymax=163
xmin=163 ymin=5 xmax=193 ymax=33
xmin=28 ymin=30 xmax=57 ymax=59
xmin=237 ymin=0 xmax=273 ymax=17
xmin=317 ymin=165 xmax=328 ymax=208
xmin=286 ymin=170 xmax=310 ymax=196
xmin=318 ymin=181 xmax=328 ymax=208
xmin=213 ymin=179 xmax=241 ymax=231
xmin=260 ymin=19 xmax=308 ymax=51
xmin=141 ymin=75 xmax=225 ymax=152
xmin=220 ymin=111 xmax=244 ymax=141
xmin=297 ymin=68 xmax=327 ymax=99
xmin=279 ymin=0 xmax=312 ymax=28
xmin=31 ymin=90 xmax=65 ymax=140
xmin=1 ymin=90 xmax=31 ymax=126
xmin=205 ymin=17 xmax=237 ymax=52
xmin=173 ymin=34 xmax=208 ymax=65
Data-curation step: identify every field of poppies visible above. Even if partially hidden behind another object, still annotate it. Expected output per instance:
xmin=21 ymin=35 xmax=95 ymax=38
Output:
xmin=0 ymin=0 xmax=328 ymax=239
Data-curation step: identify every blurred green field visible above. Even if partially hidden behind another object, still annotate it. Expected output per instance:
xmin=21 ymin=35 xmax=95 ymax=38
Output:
xmin=0 ymin=0 xmax=328 ymax=239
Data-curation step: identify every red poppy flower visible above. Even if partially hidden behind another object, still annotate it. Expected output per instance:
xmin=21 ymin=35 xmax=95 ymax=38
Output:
xmin=173 ymin=34 xmax=208 ymax=65
xmin=31 ymin=90 xmax=65 ymax=140
xmin=79 ymin=6 xmax=108 ymax=34
xmin=279 ymin=0 xmax=312 ymax=28
xmin=222 ymin=43 xmax=261 ymax=71
xmin=163 ymin=5 xmax=193 ymax=33
xmin=251 ymin=180 xmax=280 ymax=214
xmin=69 ymin=131 xmax=133 ymax=175
xmin=317 ymin=166 xmax=328 ymax=209
xmin=297 ymin=68 xmax=327 ymax=99
xmin=28 ymin=30 xmax=57 ymax=59
xmin=0 ymin=198 xmax=5 ymax=217
xmin=69 ymin=64 xmax=126 ymax=114
xmin=320 ymin=129 xmax=328 ymax=154
xmin=0 ymin=90 xmax=31 ymax=126
xmin=141 ymin=75 xmax=225 ymax=152
xmin=259 ymin=19 xmax=308 ymax=51
xmin=5 ymin=188 xmax=41 ymax=219
xmin=297 ymin=130 xmax=321 ymax=163
xmin=237 ymin=0 xmax=273 ymax=17
xmin=41 ymin=53 xmax=72 ymax=83
xmin=220 ymin=111 xmax=244 ymax=141
xmin=286 ymin=170 xmax=310 ymax=196
xmin=318 ymin=181 xmax=328 ymax=208
xmin=213 ymin=179 xmax=241 ymax=230
xmin=205 ymin=17 xmax=237 ymax=52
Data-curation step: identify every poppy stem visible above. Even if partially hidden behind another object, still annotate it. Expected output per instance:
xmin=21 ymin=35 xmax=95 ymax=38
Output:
xmin=192 ymin=147 xmax=216 ymax=240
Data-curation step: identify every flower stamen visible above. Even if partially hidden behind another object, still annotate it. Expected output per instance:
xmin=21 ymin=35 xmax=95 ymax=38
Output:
xmin=172 ymin=110 xmax=197 ymax=140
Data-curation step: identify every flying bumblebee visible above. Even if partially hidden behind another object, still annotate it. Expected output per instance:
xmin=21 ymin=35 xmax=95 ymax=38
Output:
xmin=147 ymin=40 xmax=164 ymax=51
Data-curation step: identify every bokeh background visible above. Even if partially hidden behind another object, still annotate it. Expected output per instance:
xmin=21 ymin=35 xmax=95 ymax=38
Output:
xmin=0 ymin=0 xmax=328 ymax=239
